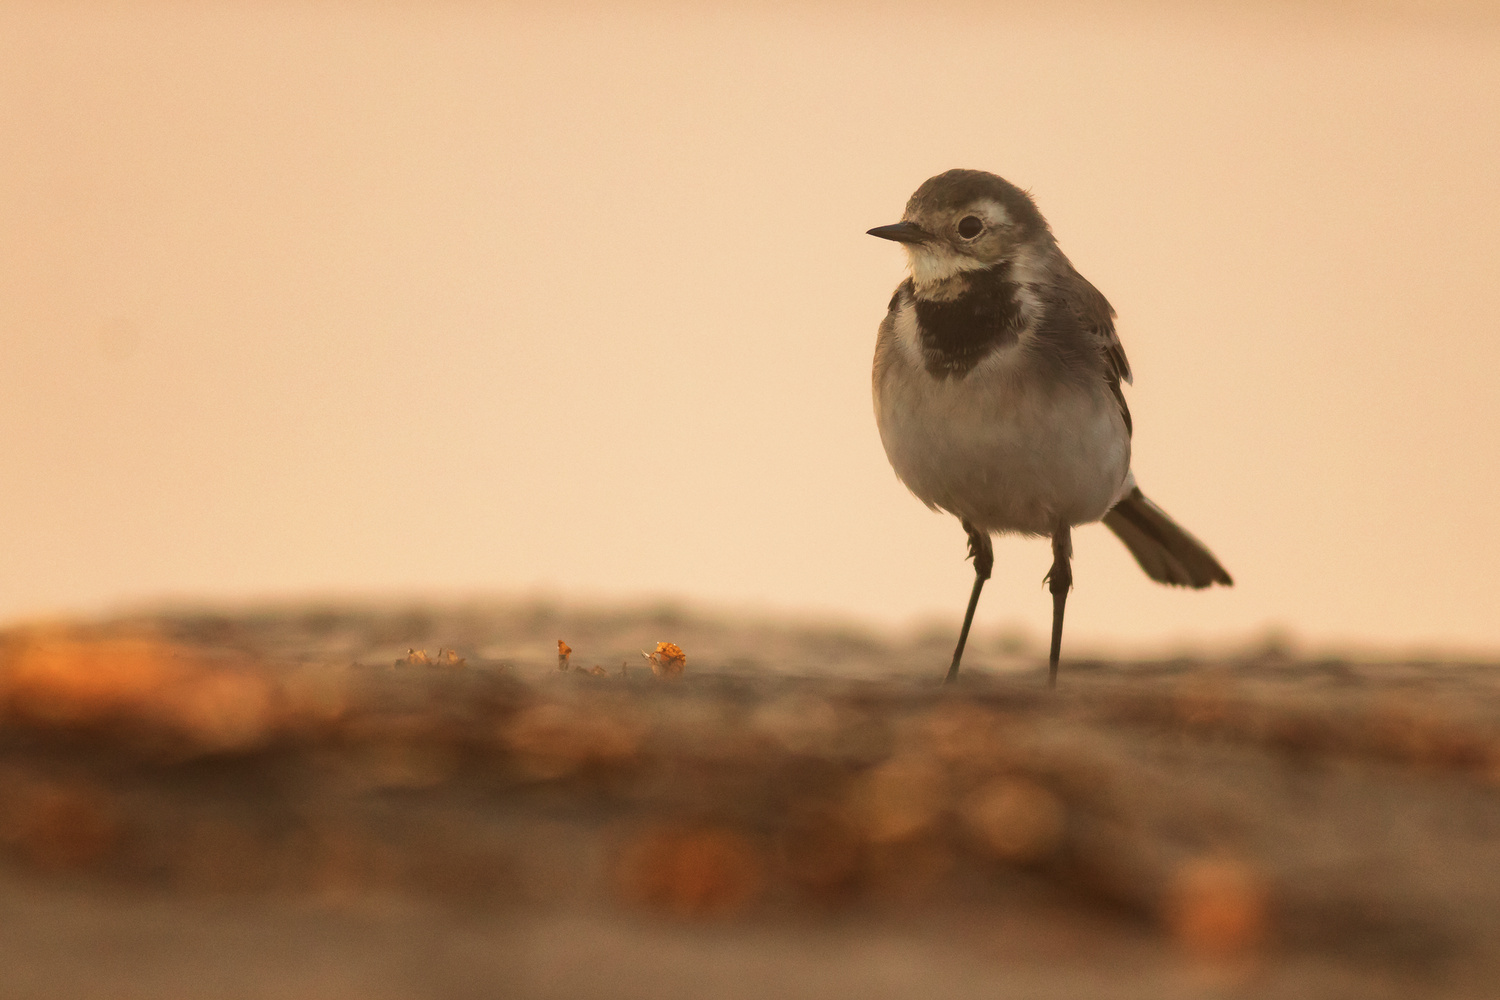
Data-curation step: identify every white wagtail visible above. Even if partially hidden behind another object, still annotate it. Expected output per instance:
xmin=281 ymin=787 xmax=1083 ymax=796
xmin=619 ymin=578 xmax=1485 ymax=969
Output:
xmin=869 ymin=169 xmax=1232 ymax=686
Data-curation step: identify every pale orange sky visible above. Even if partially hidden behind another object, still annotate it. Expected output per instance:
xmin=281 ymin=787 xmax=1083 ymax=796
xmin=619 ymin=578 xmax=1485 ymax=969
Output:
xmin=2 ymin=2 xmax=1498 ymax=654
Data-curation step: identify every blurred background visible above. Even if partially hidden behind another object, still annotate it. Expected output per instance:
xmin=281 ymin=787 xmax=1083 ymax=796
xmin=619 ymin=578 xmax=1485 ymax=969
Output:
xmin=5 ymin=7 xmax=1500 ymax=995
xmin=3 ymin=0 xmax=1498 ymax=656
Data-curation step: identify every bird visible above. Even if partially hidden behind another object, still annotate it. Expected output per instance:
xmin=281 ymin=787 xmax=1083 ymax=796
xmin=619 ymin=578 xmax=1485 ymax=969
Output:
xmin=868 ymin=169 xmax=1231 ymax=686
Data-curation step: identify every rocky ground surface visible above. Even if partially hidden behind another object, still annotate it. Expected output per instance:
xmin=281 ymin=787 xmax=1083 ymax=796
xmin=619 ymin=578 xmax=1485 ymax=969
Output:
xmin=2 ymin=601 xmax=1499 ymax=999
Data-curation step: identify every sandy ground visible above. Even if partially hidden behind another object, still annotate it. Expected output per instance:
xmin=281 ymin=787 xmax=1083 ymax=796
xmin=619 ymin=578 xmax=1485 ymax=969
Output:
xmin=2 ymin=601 xmax=1499 ymax=998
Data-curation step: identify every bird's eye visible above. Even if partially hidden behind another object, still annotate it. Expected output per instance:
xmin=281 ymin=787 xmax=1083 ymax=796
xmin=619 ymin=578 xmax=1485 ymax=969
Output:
xmin=957 ymin=216 xmax=983 ymax=239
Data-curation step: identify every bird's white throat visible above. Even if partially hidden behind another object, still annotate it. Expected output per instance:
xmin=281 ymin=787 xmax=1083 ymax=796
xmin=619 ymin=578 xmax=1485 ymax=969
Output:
xmin=904 ymin=244 xmax=991 ymax=292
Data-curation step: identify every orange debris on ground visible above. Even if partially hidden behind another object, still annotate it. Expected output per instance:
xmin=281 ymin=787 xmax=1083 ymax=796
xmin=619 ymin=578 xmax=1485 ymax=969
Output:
xmin=2 ymin=608 xmax=1498 ymax=994
xmin=645 ymin=641 xmax=686 ymax=678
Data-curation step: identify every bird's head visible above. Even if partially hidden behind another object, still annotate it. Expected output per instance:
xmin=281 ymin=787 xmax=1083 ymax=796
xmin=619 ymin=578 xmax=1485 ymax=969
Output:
xmin=868 ymin=169 xmax=1053 ymax=292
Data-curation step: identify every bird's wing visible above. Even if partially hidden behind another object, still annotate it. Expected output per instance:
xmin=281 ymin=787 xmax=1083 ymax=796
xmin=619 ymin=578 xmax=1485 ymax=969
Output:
xmin=1058 ymin=264 xmax=1133 ymax=436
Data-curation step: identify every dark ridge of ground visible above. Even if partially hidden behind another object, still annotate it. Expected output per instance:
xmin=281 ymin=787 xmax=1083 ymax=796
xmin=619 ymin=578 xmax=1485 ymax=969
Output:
xmin=1 ymin=602 xmax=1498 ymax=999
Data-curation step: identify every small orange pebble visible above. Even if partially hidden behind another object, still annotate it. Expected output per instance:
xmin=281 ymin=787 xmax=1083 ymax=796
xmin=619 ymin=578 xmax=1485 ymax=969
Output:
xmin=1163 ymin=855 xmax=1270 ymax=959
xmin=614 ymin=824 xmax=765 ymax=919
xmin=438 ymin=648 xmax=466 ymax=668
xmin=401 ymin=649 xmax=433 ymax=667
xmin=556 ymin=640 xmax=572 ymax=671
xmin=644 ymin=641 xmax=686 ymax=678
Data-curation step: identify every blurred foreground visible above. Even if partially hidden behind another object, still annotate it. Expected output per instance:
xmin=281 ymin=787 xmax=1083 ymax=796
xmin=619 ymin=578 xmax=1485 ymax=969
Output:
xmin=2 ymin=602 xmax=1499 ymax=998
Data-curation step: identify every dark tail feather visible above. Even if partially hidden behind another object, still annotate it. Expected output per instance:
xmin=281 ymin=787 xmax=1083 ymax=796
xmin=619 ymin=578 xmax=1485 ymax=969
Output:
xmin=1103 ymin=487 xmax=1233 ymax=589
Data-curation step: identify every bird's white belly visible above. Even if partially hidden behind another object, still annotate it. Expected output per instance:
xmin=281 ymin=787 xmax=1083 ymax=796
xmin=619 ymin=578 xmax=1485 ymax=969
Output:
xmin=876 ymin=358 xmax=1131 ymax=537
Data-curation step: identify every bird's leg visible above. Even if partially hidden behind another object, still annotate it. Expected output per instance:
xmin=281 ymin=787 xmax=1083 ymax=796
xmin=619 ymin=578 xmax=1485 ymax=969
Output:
xmin=1044 ymin=524 xmax=1073 ymax=688
xmin=945 ymin=521 xmax=993 ymax=684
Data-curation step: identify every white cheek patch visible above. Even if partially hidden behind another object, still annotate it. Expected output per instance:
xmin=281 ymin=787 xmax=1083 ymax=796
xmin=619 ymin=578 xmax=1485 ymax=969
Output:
xmin=906 ymin=245 xmax=988 ymax=289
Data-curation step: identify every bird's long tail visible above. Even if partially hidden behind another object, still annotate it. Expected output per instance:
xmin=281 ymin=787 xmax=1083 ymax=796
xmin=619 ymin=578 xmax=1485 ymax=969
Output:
xmin=1102 ymin=487 xmax=1233 ymax=588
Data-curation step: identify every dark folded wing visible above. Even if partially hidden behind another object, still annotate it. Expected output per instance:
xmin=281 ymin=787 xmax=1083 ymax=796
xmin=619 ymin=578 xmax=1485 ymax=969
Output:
xmin=1055 ymin=260 xmax=1133 ymax=436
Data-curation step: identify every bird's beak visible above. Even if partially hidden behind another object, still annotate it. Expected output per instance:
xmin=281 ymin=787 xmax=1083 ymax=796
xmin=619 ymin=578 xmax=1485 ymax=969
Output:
xmin=866 ymin=221 xmax=930 ymax=245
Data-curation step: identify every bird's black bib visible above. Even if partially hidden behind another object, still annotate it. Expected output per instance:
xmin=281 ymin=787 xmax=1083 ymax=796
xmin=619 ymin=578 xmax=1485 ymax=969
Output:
xmin=913 ymin=265 xmax=1025 ymax=378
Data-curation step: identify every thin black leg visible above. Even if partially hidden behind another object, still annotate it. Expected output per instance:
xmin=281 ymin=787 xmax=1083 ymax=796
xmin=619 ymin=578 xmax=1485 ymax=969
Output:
xmin=945 ymin=521 xmax=993 ymax=684
xmin=1045 ymin=524 xmax=1073 ymax=688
